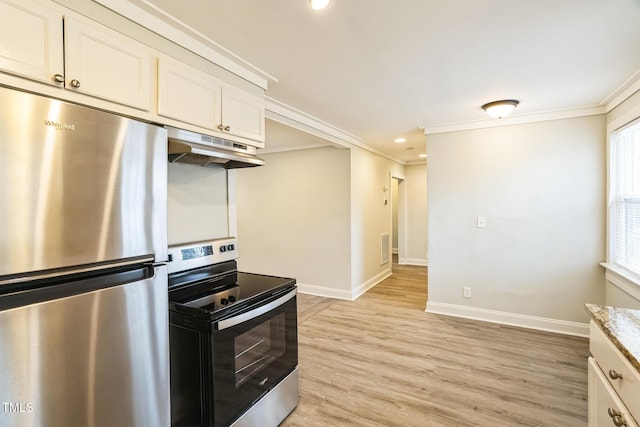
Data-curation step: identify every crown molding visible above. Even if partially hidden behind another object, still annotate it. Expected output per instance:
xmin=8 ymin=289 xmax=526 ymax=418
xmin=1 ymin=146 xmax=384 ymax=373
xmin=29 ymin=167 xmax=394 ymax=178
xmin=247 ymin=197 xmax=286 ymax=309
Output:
xmin=603 ymin=67 xmax=640 ymax=113
xmin=424 ymin=68 xmax=640 ymax=135
xmin=90 ymin=0 xmax=274 ymax=89
xmin=424 ymin=105 xmax=605 ymax=135
xmin=259 ymin=142 xmax=331 ymax=155
xmin=265 ymin=97 xmax=407 ymax=164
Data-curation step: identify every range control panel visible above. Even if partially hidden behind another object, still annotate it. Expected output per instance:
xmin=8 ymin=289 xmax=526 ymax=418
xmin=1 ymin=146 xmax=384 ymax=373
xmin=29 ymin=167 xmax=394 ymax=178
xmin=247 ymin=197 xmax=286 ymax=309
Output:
xmin=167 ymin=237 xmax=238 ymax=274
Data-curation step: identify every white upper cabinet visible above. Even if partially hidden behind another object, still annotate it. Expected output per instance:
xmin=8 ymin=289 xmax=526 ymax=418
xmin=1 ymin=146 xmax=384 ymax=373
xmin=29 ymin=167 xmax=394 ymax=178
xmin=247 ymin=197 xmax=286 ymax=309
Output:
xmin=1 ymin=0 xmax=264 ymax=136
xmin=0 ymin=0 xmax=152 ymax=111
xmin=158 ymin=56 xmax=265 ymax=145
xmin=221 ymin=86 xmax=265 ymax=143
xmin=0 ymin=0 xmax=64 ymax=85
xmin=64 ymin=18 xmax=152 ymax=111
xmin=158 ymin=56 xmax=222 ymax=131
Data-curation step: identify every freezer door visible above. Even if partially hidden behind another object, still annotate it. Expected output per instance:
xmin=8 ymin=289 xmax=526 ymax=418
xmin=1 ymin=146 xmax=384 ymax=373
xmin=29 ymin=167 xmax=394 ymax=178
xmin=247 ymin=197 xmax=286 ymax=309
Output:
xmin=0 ymin=265 xmax=170 ymax=427
xmin=0 ymin=86 xmax=167 ymax=279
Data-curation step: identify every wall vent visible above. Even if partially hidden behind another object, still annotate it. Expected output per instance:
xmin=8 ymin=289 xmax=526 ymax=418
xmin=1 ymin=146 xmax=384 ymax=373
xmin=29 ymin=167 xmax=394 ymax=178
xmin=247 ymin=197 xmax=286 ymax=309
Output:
xmin=381 ymin=232 xmax=390 ymax=265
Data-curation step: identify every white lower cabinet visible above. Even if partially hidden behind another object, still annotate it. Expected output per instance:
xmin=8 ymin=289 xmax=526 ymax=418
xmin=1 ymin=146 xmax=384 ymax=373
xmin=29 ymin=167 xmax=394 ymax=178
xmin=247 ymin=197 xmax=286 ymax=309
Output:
xmin=589 ymin=358 xmax=638 ymax=427
xmin=589 ymin=321 xmax=640 ymax=427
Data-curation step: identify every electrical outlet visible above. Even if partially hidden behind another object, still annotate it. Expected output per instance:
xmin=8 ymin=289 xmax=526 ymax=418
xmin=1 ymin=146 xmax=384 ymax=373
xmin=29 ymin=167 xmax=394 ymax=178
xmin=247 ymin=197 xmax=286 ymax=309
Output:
xmin=463 ymin=287 xmax=471 ymax=298
xmin=476 ymin=216 xmax=486 ymax=228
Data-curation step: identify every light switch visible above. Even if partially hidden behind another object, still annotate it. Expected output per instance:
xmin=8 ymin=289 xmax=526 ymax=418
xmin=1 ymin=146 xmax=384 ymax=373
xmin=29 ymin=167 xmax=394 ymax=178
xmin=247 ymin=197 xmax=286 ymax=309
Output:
xmin=477 ymin=216 xmax=486 ymax=228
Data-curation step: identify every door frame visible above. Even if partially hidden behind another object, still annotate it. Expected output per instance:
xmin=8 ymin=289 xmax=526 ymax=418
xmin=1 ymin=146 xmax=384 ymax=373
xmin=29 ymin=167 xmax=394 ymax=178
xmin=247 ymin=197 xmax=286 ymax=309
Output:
xmin=390 ymin=173 xmax=406 ymax=265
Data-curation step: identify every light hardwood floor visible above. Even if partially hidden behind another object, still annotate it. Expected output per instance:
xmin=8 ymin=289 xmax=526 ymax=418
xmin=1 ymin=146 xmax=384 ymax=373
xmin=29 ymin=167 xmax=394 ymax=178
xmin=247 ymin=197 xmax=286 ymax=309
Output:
xmin=286 ymin=263 xmax=589 ymax=427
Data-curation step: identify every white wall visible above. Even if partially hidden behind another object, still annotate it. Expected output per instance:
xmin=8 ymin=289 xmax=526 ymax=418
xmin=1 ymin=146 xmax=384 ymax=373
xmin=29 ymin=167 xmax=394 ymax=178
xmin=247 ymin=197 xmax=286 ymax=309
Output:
xmin=426 ymin=115 xmax=606 ymax=332
xmin=167 ymin=162 xmax=230 ymax=245
xmin=235 ymin=146 xmax=352 ymax=298
xmin=350 ymin=147 xmax=405 ymax=296
xmin=404 ymin=164 xmax=428 ymax=265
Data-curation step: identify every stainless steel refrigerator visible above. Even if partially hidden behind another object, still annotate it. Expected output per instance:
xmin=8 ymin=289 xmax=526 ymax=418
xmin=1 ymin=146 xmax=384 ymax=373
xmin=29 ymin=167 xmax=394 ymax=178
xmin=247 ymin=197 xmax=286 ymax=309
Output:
xmin=0 ymin=86 xmax=170 ymax=426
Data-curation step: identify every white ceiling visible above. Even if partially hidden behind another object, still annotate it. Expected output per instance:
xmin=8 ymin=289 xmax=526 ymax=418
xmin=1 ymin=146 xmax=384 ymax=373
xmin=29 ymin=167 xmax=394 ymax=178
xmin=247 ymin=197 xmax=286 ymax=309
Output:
xmin=128 ymin=0 xmax=640 ymax=163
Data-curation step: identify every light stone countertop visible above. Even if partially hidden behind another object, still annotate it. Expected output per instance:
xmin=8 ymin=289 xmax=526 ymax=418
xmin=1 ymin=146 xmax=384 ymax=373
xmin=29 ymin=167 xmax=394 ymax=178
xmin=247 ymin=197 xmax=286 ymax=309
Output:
xmin=586 ymin=303 xmax=640 ymax=373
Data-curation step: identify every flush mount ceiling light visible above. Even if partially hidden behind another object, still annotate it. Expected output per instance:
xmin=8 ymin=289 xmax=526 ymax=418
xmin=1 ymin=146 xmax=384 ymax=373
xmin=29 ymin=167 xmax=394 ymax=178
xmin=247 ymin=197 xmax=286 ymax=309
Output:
xmin=481 ymin=99 xmax=519 ymax=119
xmin=394 ymin=137 xmax=406 ymax=143
xmin=309 ymin=0 xmax=331 ymax=10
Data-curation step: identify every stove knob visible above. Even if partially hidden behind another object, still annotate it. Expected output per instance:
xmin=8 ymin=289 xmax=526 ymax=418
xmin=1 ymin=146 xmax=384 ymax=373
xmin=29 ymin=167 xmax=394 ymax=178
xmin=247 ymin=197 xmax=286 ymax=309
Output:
xmin=227 ymin=244 xmax=235 ymax=251
xmin=220 ymin=298 xmax=228 ymax=306
xmin=228 ymin=295 xmax=236 ymax=303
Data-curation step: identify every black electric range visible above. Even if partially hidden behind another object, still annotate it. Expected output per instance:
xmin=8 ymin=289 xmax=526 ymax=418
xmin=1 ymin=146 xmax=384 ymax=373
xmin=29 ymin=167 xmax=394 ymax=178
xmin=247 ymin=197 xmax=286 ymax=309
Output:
xmin=167 ymin=238 xmax=296 ymax=321
xmin=167 ymin=238 xmax=299 ymax=427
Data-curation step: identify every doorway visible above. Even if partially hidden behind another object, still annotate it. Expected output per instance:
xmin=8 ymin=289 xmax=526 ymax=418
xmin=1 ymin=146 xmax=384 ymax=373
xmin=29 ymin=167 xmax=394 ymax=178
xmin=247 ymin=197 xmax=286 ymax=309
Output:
xmin=391 ymin=176 xmax=405 ymax=269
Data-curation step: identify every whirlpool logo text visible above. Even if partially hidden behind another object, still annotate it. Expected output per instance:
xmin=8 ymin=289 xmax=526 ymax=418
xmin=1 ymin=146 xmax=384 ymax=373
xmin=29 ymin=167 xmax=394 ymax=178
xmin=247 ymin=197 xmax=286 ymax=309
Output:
xmin=44 ymin=120 xmax=76 ymax=131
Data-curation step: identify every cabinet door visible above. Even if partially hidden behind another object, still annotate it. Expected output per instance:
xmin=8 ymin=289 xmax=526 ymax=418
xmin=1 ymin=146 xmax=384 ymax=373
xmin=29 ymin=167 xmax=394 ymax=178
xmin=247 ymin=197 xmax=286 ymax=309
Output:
xmin=588 ymin=358 xmax=638 ymax=427
xmin=221 ymin=86 xmax=265 ymax=143
xmin=157 ymin=56 xmax=222 ymax=131
xmin=0 ymin=0 xmax=64 ymax=85
xmin=64 ymin=18 xmax=152 ymax=111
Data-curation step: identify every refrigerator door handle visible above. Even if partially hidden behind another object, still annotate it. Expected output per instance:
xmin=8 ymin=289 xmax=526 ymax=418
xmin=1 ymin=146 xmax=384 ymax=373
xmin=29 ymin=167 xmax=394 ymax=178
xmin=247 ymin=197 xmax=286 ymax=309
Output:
xmin=150 ymin=261 xmax=168 ymax=267
xmin=0 ymin=255 xmax=155 ymax=287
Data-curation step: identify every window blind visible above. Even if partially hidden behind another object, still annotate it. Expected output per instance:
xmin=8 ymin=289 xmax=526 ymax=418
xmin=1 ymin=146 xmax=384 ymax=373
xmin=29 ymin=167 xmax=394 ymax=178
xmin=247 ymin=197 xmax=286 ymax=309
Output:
xmin=612 ymin=118 xmax=640 ymax=276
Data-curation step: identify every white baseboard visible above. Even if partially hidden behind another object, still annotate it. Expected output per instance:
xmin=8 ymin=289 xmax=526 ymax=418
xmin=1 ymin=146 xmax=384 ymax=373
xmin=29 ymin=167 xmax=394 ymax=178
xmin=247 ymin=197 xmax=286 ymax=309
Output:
xmin=352 ymin=268 xmax=392 ymax=300
xmin=399 ymin=258 xmax=428 ymax=266
xmin=297 ymin=268 xmax=392 ymax=301
xmin=425 ymin=301 xmax=589 ymax=337
xmin=296 ymin=283 xmax=353 ymax=300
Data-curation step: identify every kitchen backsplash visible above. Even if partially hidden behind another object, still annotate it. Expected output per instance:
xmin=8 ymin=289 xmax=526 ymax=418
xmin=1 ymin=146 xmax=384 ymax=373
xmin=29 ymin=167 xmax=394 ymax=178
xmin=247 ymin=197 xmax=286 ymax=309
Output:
xmin=167 ymin=162 xmax=230 ymax=245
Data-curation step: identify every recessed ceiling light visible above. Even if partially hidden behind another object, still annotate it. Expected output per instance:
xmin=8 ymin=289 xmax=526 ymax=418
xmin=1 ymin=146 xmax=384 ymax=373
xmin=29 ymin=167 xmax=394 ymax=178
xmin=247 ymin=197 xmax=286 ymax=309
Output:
xmin=309 ymin=0 xmax=331 ymax=10
xmin=394 ymin=137 xmax=406 ymax=143
xmin=419 ymin=154 xmax=427 ymax=158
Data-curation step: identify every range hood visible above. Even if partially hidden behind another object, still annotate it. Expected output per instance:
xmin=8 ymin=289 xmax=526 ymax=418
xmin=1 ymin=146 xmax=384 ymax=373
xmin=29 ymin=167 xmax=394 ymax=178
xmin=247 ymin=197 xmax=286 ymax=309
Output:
xmin=166 ymin=127 xmax=265 ymax=169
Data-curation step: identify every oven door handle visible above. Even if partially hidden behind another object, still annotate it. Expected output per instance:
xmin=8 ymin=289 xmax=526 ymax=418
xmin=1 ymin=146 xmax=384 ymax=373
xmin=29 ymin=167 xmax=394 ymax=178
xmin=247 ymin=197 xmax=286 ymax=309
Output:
xmin=217 ymin=288 xmax=296 ymax=331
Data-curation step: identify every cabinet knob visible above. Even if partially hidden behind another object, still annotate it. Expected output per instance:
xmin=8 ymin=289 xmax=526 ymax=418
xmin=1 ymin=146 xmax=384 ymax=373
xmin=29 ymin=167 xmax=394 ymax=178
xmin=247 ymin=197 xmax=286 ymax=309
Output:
xmin=224 ymin=125 xmax=230 ymax=132
xmin=608 ymin=369 xmax=623 ymax=380
xmin=217 ymin=124 xmax=224 ymax=131
xmin=52 ymin=74 xmax=65 ymax=84
xmin=608 ymin=408 xmax=627 ymax=426
xmin=613 ymin=415 xmax=627 ymax=427
xmin=70 ymin=79 xmax=81 ymax=89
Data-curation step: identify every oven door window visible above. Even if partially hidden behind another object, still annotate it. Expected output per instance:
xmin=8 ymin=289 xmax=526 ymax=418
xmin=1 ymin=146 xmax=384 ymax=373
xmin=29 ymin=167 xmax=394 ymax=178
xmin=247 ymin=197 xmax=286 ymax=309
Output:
xmin=211 ymin=291 xmax=297 ymax=427
xmin=234 ymin=312 xmax=286 ymax=388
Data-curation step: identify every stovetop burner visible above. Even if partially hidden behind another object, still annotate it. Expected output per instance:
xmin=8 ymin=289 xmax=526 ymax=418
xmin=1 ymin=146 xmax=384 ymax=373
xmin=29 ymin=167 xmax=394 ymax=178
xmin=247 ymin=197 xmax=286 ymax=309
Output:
xmin=167 ymin=238 xmax=296 ymax=320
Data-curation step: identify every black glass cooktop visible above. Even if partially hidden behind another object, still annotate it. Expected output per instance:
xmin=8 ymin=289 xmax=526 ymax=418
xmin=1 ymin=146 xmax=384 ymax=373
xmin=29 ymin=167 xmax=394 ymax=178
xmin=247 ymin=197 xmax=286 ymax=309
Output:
xmin=168 ymin=260 xmax=295 ymax=318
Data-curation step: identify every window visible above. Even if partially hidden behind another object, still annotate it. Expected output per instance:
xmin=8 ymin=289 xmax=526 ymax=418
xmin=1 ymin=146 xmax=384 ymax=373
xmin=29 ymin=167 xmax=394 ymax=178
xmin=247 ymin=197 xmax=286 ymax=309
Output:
xmin=611 ymin=119 xmax=640 ymax=277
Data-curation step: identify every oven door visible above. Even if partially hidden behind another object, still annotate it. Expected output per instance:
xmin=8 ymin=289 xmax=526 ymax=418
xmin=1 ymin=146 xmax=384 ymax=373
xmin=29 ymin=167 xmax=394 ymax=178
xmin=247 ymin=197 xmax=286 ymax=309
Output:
xmin=211 ymin=288 xmax=297 ymax=427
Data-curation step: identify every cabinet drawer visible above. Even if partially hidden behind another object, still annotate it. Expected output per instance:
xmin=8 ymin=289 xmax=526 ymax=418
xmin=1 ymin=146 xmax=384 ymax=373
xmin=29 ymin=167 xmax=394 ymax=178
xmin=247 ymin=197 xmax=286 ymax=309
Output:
xmin=590 ymin=321 xmax=640 ymax=422
xmin=589 ymin=358 xmax=638 ymax=427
